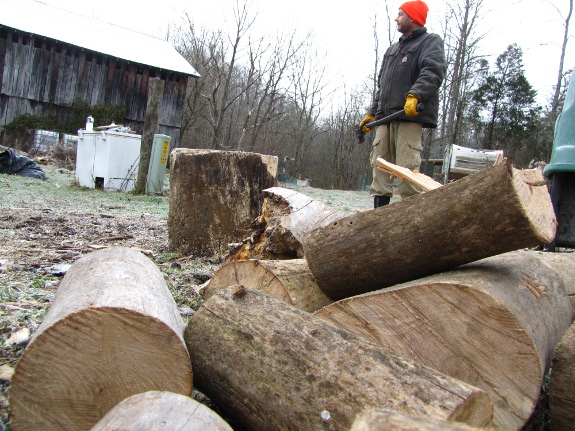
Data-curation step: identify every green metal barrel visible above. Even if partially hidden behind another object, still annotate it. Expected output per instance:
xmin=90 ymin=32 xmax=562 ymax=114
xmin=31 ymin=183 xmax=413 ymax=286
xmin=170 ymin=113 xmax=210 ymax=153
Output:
xmin=544 ymin=69 xmax=575 ymax=249
xmin=545 ymin=70 xmax=575 ymax=176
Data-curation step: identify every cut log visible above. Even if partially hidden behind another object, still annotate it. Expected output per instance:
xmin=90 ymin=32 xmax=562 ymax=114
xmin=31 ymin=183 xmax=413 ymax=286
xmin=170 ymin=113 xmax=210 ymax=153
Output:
xmin=184 ymin=286 xmax=493 ymax=431
xmin=303 ymin=162 xmax=557 ymax=300
xmin=10 ymin=247 xmax=192 ymax=431
xmin=229 ymin=186 xmax=348 ymax=261
xmin=350 ymin=408 xmax=487 ymax=431
xmin=90 ymin=391 xmax=232 ymax=431
xmin=549 ymin=322 xmax=575 ymax=430
xmin=203 ymin=259 xmax=332 ymax=313
xmin=168 ymin=149 xmax=277 ymax=257
xmin=315 ymin=250 xmax=572 ymax=431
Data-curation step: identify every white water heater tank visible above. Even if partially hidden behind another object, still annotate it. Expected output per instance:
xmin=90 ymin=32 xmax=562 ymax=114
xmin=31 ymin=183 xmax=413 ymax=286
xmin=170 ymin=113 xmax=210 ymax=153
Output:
xmin=75 ymin=130 xmax=141 ymax=191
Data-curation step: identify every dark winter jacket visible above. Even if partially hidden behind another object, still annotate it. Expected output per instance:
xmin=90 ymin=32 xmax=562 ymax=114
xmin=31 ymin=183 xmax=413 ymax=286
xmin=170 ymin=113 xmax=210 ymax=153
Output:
xmin=368 ymin=27 xmax=446 ymax=128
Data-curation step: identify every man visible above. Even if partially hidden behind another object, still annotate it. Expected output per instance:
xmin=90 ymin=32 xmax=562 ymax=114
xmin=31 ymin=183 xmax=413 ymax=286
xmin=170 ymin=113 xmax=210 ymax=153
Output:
xmin=359 ymin=0 xmax=446 ymax=208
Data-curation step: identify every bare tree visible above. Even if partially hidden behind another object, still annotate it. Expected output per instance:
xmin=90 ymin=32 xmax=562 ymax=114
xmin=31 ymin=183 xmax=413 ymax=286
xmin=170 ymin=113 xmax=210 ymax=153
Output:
xmin=549 ymin=0 xmax=573 ymax=125
xmin=438 ymin=0 xmax=485 ymax=154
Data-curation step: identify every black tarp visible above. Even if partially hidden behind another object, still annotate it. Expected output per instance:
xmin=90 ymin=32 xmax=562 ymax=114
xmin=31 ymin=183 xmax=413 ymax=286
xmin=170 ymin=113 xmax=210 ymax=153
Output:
xmin=0 ymin=149 xmax=46 ymax=180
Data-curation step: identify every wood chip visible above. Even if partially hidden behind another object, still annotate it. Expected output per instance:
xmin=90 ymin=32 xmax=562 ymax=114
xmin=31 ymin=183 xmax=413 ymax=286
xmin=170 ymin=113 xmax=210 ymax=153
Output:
xmin=376 ymin=158 xmax=442 ymax=191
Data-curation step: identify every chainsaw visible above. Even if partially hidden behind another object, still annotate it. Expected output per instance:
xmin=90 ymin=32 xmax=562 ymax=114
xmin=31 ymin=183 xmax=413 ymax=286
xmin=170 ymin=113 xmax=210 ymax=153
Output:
xmin=355 ymin=103 xmax=424 ymax=144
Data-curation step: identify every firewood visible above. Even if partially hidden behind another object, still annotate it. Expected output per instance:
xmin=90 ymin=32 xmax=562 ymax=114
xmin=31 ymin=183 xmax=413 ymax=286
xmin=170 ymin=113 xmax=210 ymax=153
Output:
xmin=203 ymin=258 xmax=332 ymax=312
xmin=10 ymin=247 xmax=192 ymax=431
xmin=315 ymin=250 xmax=572 ymax=431
xmin=90 ymin=391 xmax=232 ymax=431
xmin=303 ymin=162 xmax=557 ymax=300
xmin=549 ymin=322 xmax=575 ymax=430
xmin=350 ymin=408 xmax=489 ymax=431
xmin=229 ymin=186 xmax=347 ymax=261
xmin=184 ymin=286 xmax=493 ymax=431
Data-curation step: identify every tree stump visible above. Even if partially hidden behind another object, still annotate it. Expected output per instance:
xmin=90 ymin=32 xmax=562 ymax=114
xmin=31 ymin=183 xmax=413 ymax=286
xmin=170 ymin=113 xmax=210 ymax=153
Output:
xmin=315 ymin=250 xmax=572 ymax=430
xmin=10 ymin=247 xmax=192 ymax=431
xmin=90 ymin=391 xmax=232 ymax=431
xmin=168 ymin=149 xmax=277 ymax=257
xmin=303 ymin=162 xmax=557 ymax=300
xmin=549 ymin=322 xmax=575 ymax=430
xmin=185 ymin=286 xmax=493 ymax=431
xmin=350 ymin=409 xmax=487 ymax=431
xmin=229 ymin=187 xmax=347 ymax=261
xmin=203 ymin=258 xmax=332 ymax=313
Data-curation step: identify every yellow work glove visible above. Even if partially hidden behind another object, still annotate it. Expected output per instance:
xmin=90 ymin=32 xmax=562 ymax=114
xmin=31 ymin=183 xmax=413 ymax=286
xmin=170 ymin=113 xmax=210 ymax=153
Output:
xmin=359 ymin=114 xmax=376 ymax=133
xmin=404 ymin=94 xmax=419 ymax=117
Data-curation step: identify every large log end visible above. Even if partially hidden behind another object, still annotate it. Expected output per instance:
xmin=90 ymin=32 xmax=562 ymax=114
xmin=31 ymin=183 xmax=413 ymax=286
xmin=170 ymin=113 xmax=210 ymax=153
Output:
xmin=90 ymin=391 xmax=232 ymax=431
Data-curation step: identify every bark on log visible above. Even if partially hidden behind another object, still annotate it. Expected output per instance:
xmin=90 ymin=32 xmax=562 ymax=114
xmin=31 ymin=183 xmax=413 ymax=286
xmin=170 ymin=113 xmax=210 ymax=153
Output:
xmin=528 ymin=250 xmax=575 ymax=318
xmin=549 ymin=322 xmax=575 ymax=430
xmin=315 ymin=250 xmax=572 ymax=431
xmin=303 ymin=162 xmax=557 ymax=300
xmin=229 ymin=187 xmax=347 ymax=261
xmin=350 ymin=408 xmax=487 ymax=431
xmin=168 ymin=149 xmax=277 ymax=257
xmin=203 ymin=259 xmax=332 ymax=313
xmin=90 ymin=391 xmax=232 ymax=431
xmin=184 ymin=286 xmax=493 ymax=431
xmin=10 ymin=247 xmax=192 ymax=431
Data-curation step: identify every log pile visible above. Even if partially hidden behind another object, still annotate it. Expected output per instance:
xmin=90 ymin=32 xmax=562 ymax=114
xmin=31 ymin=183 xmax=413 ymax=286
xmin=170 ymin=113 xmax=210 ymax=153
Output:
xmin=10 ymin=161 xmax=575 ymax=431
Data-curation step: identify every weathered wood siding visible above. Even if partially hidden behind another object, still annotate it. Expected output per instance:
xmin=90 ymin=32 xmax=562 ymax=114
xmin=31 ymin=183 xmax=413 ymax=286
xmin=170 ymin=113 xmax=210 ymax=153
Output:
xmin=0 ymin=26 xmax=191 ymax=147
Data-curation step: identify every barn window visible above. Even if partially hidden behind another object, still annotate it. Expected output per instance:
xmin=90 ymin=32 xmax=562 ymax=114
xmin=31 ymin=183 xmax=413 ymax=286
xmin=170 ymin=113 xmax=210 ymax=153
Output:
xmin=0 ymin=27 xmax=7 ymax=41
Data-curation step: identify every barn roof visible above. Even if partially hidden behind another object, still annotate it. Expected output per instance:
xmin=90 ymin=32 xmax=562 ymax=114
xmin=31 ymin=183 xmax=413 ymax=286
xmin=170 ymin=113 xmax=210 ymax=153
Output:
xmin=0 ymin=0 xmax=199 ymax=77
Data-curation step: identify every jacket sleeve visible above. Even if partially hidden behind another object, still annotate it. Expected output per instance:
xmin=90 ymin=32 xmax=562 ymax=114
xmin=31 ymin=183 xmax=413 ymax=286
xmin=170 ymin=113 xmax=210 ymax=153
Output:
xmin=408 ymin=34 xmax=446 ymax=102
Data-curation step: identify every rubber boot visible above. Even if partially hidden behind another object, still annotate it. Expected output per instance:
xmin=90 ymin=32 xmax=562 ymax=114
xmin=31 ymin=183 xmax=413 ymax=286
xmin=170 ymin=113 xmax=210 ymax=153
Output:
xmin=374 ymin=195 xmax=391 ymax=208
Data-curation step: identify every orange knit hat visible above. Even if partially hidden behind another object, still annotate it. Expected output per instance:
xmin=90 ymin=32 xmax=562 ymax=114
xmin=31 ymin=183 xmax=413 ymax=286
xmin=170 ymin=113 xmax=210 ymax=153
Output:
xmin=400 ymin=0 xmax=429 ymax=26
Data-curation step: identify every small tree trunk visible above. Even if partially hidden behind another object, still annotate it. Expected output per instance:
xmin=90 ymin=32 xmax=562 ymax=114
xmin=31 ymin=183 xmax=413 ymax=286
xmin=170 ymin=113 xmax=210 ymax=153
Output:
xmin=185 ymin=286 xmax=493 ymax=431
xmin=10 ymin=247 xmax=192 ymax=431
xmin=136 ymin=78 xmax=164 ymax=194
xmin=350 ymin=409 xmax=488 ymax=431
xmin=303 ymin=162 xmax=557 ymax=300
xmin=549 ymin=322 xmax=575 ymax=430
xmin=203 ymin=259 xmax=332 ymax=313
xmin=315 ymin=250 xmax=573 ymax=431
xmin=90 ymin=391 xmax=232 ymax=431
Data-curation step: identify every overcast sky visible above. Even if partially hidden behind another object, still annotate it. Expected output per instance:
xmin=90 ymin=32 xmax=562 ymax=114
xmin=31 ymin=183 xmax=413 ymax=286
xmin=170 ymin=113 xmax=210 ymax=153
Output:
xmin=27 ymin=0 xmax=575 ymax=106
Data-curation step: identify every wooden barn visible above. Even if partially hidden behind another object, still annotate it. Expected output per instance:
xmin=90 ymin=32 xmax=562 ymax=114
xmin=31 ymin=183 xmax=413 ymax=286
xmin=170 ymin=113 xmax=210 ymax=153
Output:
xmin=0 ymin=0 xmax=199 ymax=147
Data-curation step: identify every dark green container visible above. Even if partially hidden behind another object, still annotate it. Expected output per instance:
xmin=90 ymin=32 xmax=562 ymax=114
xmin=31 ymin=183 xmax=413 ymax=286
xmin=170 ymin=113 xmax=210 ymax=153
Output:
xmin=544 ymin=69 xmax=575 ymax=249
xmin=545 ymin=70 xmax=575 ymax=175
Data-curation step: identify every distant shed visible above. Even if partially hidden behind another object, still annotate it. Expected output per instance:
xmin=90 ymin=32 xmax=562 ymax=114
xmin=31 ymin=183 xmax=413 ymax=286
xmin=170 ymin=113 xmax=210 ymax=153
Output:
xmin=0 ymin=0 xmax=199 ymax=147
